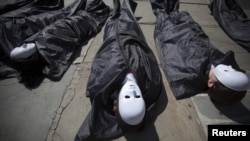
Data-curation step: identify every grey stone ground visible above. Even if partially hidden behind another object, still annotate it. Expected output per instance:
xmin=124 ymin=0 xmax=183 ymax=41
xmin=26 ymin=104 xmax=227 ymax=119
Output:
xmin=0 ymin=0 xmax=249 ymax=141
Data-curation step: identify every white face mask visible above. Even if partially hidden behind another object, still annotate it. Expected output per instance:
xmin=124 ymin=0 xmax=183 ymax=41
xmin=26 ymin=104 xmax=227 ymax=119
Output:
xmin=214 ymin=64 xmax=249 ymax=91
xmin=118 ymin=73 xmax=146 ymax=125
xmin=10 ymin=43 xmax=37 ymax=60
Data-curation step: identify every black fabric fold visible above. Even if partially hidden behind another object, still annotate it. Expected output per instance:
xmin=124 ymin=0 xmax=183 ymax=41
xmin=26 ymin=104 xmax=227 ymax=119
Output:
xmin=29 ymin=0 xmax=110 ymax=81
xmin=0 ymin=0 xmax=64 ymax=23
xmin=209 ymin=0 xmax=250 ymax=52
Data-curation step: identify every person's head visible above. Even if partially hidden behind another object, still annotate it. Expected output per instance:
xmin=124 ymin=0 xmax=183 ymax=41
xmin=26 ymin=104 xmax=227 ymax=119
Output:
xmin=207 ymin=64 xmax=249 ymax=105
xmin=113 ymin=73 xmax=146 ymax=131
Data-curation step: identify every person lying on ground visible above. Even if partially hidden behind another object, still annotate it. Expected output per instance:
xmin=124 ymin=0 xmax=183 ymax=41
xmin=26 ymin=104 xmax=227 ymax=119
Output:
xmin=0 ymin=0 xmax=110 ymax=87
xmin=150 ymin=0 xmax=249 ymax=105
xmin=75 ymin=0 xmax=167 ymax=140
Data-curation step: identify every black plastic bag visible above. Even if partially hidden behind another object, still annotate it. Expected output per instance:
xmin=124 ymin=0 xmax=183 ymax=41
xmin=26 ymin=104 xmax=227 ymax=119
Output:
xmin=0 ymin=0 xmax=85 ymax=55
xmin=75 ymin=0 xmax=167 ymax=140
xmin=0 ymin=0 xmax=64 ymax=23
xmin=0 ymin=0 xmax=81 ymax=80
xmin=0 ymin=0 xmax=110 ymax=84
xmin=28 ymin=0 xmax=111 ymax=81
xmin=150 ymin=0 xmax=243 ymax=99
xmin=209 ymin=0 xmax=250 ymax=52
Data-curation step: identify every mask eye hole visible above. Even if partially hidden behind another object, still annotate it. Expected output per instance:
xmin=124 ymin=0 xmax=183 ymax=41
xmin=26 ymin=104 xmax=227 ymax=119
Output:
xmin=133 ymin=91 xmax=140 ymax=98
xmin=224 ymin=70 xmax=228 ymax=72
xmin=125 ymin=95 xmax=130 ymax=99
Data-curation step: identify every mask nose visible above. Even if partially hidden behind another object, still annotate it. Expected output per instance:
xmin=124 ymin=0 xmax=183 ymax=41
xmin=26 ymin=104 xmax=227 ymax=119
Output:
xmin=133 ymin=90 xmax=140 ymax=98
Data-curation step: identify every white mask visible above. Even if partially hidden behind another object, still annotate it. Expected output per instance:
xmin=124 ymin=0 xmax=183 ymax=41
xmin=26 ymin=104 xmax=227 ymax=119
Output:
xmin=118 ymin=73 xmax=146 ymax=125
xmin=214 ymin=64 xmax=249 ymax=91
xmin=10 ymin=43 xmax=37 ymax=60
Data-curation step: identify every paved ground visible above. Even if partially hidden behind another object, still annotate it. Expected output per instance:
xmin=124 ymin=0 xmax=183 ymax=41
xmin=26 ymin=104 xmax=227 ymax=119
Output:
xmin=0 ymin=0 xmax=249 ymax=141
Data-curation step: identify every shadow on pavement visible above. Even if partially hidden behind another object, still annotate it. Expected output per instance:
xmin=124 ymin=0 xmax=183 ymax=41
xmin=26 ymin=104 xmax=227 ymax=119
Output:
xmin=124 ymin=124 xmax=160 ymax=141
xmin=212 ymin=100 xmax=250 ymax=124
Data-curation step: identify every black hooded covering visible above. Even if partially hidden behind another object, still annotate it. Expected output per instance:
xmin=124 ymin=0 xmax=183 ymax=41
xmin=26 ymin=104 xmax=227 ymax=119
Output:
xmin=75 ymin=0 xmax=167 ymax=140
xmin=150 ymin=0 xmax=243 ymax=99
xmin=209 ymin=0 xmax=250 ymax=52
xmin=0 ymin=0 xmax=111 ymax=83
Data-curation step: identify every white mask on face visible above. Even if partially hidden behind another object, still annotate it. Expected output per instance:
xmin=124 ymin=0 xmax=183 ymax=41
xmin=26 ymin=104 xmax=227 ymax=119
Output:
xmin=10 ymin=43 xmax=37 ymax=60
xmin=214 ymin=64 xmax=249 ymax=91
xmin=118 ymin=73 xmax=146 ymax=125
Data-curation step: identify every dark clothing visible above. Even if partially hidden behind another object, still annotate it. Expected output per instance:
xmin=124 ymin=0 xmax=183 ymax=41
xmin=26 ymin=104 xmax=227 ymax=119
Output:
xmin=75 ymin=0 xmax=167 ymax=140
xmin=150 ymin=0 xmax=242 ymax=99
xmin=209 ymin=0 xmax=250 ymax=52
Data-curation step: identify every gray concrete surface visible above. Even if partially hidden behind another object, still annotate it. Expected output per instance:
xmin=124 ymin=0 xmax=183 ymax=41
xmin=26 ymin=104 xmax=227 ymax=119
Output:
xmin=0 ymin=65 xmax=77 ymax=141
xmin=0 ymin=0 xmax=249 ymax=141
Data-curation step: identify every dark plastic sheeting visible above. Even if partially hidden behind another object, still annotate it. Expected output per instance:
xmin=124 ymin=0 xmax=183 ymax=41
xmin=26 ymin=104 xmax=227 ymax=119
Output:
xmin=0 ymin=0 xmax=64 ymax=22
xmin=0 ymin=0 xmax=110 ymax=87
xmin=150 ymin=0 xmax=244 ymax=99
xmin=209 ymin=0 xmax=250 ymax=52
xmin=75 ymin=0 xmax=167 ymax=140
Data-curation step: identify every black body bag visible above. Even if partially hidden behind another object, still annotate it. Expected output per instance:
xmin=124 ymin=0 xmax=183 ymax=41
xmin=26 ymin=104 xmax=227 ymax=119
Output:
xmin=0 ymin=0 xmax=110 ymax=86
xmin=209 ymin=0 xmax=250 ymax=52
xmin=75 ymin=0 xmax=167 ymax=140
xmin=150 ymin=0 xmax=243 ymax=99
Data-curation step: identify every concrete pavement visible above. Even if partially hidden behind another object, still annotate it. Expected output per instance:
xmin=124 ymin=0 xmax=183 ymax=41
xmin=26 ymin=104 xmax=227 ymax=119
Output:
xmin=0 ymin=0 xmax=249 ymax=141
